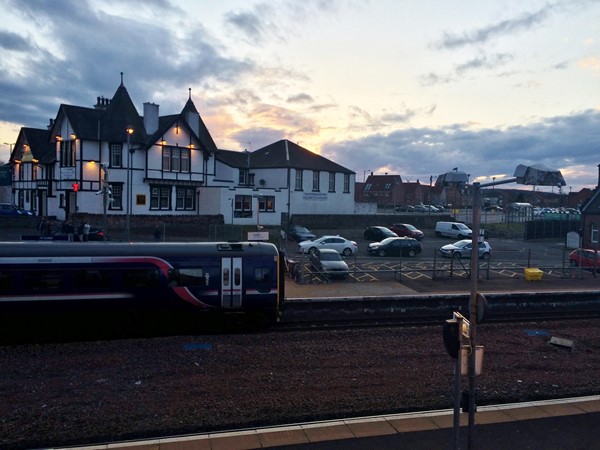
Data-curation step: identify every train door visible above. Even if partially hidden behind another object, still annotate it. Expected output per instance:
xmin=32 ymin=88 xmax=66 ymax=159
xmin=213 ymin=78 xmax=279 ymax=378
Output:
xmin=221 ymin=257 xmax=242 ymax=308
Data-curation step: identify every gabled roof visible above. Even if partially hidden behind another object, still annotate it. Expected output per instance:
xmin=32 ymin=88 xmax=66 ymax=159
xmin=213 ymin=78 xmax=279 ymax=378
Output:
xmin=250 ymin=140 xmax=353 ymax=173
xmin=11 ymin=128 xmax=54 ymax=164
xmin=365 ymin=174 xmax=403 ymax=190
xmin=216 ymin=149 xmax=251 ymax=168
xmin=59 ymin=105 xmax=103 ymax=141
xmin=581 ymin=188 xmax=600 ymax=215
xmin=101 ymin=83 xmax=147 ymax=143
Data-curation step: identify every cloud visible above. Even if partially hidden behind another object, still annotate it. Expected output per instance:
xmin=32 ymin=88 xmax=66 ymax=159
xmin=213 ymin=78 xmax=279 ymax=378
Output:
xmin=0 ymin=30 xmax=32 ymax=51
xmin=436 ymin=5 xmax=554 ymax=49
xmin=324 ymin=110 xmax=600 ymax=190
xmin=287 ymin=93 xmax=314 ymax=104
xmin=0 ymin=0 xmax=255 ymax=126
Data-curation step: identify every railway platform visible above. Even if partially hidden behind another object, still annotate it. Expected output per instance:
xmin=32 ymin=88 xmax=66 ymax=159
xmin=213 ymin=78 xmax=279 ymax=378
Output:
xmin=51 ymin=396 xmax=600 ymax=449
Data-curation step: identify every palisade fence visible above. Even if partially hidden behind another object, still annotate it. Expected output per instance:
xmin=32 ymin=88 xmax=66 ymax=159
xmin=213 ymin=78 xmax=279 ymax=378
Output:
xmin=286 ymin=250 xmax=592 ymax=286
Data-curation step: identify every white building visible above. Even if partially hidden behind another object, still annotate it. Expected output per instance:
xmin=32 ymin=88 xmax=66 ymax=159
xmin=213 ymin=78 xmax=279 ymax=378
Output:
xmin=10 ymin=78 xmax=355 ymax=226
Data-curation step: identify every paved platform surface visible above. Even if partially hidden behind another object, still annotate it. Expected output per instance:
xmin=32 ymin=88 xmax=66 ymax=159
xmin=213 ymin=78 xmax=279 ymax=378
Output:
xmin=50 ymin=396 xmax=600 ymax=449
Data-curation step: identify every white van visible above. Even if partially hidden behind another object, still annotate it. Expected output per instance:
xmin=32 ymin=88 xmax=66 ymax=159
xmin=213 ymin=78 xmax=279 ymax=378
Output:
xmin=435 ymin=221 xmax=473 ymax=239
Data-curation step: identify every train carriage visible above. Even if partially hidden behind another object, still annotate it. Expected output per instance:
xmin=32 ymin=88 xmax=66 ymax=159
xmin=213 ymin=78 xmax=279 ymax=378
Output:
xmin=0 ymin=241 xmax=284 ymax=324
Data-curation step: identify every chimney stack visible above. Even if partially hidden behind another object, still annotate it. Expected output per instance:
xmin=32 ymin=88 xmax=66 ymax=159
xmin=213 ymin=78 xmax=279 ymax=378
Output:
xmin=143 ymin=102 xmax=159 ymax=135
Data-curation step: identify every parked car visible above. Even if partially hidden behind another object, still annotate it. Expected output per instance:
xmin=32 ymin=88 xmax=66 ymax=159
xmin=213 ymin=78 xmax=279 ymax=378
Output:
xmin=483 ymin=205 xmax=504 ymax=212
xmin=414 ymin=204 xmax=439 ymax=213
xmin=569 ymin=249 xmax=600 ymax=269
xmin=390 ymin=223 xmax=424 ymax=240
xmin=435 ymin=221 xmax=473 ymax=239
xmin=309 ymin=248 xmax=349 ymax=278
xmin=368 ymin=237 xmax=422 ymax=257
xmin=298 ymin=235 xmax=358 ymax=256
xmin=288 ymin=225 xmax=316 ymax=242
xmin=0 ymin=203 xmax=33 ymax=215
xmin=363 ymin=226 xmax=398 ymax=241
xmin=395 ymin=205 xmax=415 ymax=212
xmin=439 ymin=239 xmax=492 ymax=259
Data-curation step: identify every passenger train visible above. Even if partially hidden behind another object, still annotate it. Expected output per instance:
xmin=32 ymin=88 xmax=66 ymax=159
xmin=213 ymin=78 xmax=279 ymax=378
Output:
xmin=0 ymin=241 xmax=284 ymax=324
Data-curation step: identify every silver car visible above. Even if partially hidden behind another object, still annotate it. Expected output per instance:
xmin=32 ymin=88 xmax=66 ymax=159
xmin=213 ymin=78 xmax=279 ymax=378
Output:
xmin=309 ymin=248 xmax=349 ymax=278
xmin=298 ymin=235 xmax=358 ymax=256
xmin=440 ymin=240 xmax=492 ymax=259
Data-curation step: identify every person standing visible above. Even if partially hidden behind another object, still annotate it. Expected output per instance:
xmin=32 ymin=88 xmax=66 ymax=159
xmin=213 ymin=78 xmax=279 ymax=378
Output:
xmin=83 ymin=222 xmax=90 ymax=242
xmin=38 ymin=217 xmax=47 ymax=237
xmin=77 ymin=222 xmax=85 ymax=242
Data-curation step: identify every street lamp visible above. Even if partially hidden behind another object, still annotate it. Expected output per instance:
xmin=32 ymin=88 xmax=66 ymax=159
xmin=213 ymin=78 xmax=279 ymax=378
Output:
xmin=125 ymin=126 xmax=134 ymax=241
xmin=466 ymin=163 xmax=566 ymax=449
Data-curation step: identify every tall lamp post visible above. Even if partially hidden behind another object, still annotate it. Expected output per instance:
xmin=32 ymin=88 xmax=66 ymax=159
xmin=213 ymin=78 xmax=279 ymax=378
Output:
xmin=466 ymin=163 xmax=565 ymax=449
xmin=125 ymin=126 xmax=134 ymax=241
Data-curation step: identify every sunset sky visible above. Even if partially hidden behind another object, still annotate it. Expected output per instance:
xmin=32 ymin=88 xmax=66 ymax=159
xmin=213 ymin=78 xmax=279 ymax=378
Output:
xmin=1 ymin=0 xmax=599 ymax=191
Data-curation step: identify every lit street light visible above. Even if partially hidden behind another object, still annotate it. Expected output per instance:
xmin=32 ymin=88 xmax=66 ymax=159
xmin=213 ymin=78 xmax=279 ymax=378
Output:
xmin=125 ymin=126 xmax=134 ymax=241
xmin=465 ymin=163 xmax=566 ymax=449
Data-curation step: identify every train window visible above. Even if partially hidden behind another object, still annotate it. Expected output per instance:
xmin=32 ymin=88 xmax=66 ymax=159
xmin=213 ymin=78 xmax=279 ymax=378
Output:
xmin=234 ymin=268 xmax=241 ymax=285
xmin=24 ymin=270 xmax=64 ymax=291
xmin=255 ymin=267 xmax=271 ymax=283
xmin=122 ymin=268 xmax=160 ymax=288
xmin=73 ymin=269 xmax=113 ymax=289
xmin=0 ymin=271 xmax=13 ymax=290
xmin=223 ymin=268 xmax=230 ymax=286
xmin=177 ymin=268 xmax=205 ymax=286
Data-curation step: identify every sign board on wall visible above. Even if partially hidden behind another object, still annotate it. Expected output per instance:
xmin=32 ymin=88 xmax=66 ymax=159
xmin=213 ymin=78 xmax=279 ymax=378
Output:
xmin=566 ymin=231 xmax=581 ymax=249
xmin=303 ymin=193 xmax=327 ymax=201
xmin=247 ymin=231 xmax=269 ymax=241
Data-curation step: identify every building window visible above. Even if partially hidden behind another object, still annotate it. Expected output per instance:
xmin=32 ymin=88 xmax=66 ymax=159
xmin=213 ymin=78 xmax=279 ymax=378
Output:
xmin=592 ymin=224 xmax=599 ymax=244
xmin=312 ymin=171 xmax=320 ymax=192
xmin=295 ymin=170 xmax=303 ymax=191
xmin=259 ymin=195 xmax=275 ymax=212
xmin=60 ymin=140 xmax=76 ymax=167
xmin=162 ymin=148 xmax=171 ymax=171
xmin=238 ymin=170 xmax=255 ymax=186
xmin=32 ymin=164 xmax=38 ymax=180
xmin=161 ymin=147 xmax=190 ymax=173
xmin=150 ymin=185 xmax=171 ymax=210
xmin=181 ymin=150 xmax=190 ymax=172
xmin=234 ymin=194 xmax=252 ymax=218
xmin=176 ymin=187 xmax=195 ymax=210
xmin=344 ymin=173 xmax=350 ymax=193
xmin=328 ymin=172 xmax=335 ymax=193
xmin=110 ymin=144 xmax=122 ymax=167
xmin=108 ymin=183 xmax=123 ymax=210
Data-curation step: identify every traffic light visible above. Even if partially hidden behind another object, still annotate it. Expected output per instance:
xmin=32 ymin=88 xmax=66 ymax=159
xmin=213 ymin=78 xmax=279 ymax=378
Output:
xmin=443 ymin=319 xmax=461 ymax=359
xmin=72 ymin=183 xmax=79 ymax=192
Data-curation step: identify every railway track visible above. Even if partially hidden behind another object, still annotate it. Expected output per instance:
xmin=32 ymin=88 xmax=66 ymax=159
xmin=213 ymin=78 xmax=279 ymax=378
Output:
xmin=280 ymin=289 xmax=600 ymax=331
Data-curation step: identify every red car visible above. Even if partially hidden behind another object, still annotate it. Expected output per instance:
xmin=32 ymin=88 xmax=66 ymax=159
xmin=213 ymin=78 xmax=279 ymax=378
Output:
xmin=569 ymin=249 xmax=600 ymax=270
xmin=390 ymin=223 xmax=424 ymax=241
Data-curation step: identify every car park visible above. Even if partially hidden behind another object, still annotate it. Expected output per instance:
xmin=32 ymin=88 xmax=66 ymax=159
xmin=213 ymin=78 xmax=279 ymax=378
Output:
xmin=569 ymin=249 xmax=599 ymax=270
xmin=288 ymin=225 xmax=316 ymax=242
xmin=439 ymin=239 xmax=492 ymax=259
xmin=390 ymin=223 xmax=424 ymax=240
xmin=367 ymin=237 xmax=422 ymax=257
xmin=309 ymin=248 xmax=349 ymax=278
xmin=298 ymin=235 xmax=358 ymax=256
xmin=363 ymin=226 xmax=397 ymax=241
